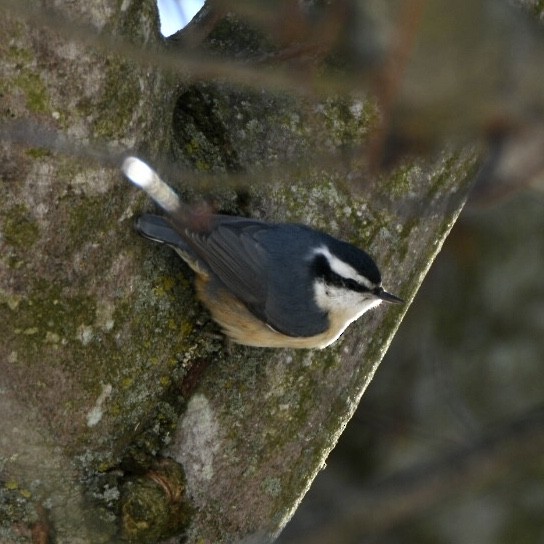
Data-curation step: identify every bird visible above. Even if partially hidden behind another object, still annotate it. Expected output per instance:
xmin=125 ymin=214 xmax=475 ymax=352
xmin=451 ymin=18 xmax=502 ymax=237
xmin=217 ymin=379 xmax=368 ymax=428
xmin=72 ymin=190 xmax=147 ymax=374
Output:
xmin=122 ymin=156 xmax=402 ymax=349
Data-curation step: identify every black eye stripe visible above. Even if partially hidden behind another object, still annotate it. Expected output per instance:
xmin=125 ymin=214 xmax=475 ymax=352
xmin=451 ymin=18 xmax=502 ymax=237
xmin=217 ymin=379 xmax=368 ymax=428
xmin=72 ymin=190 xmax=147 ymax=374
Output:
xmin=311 ymin=255 xmax=369 ymax=293
xmin=343 ymin=277 xmax=367 ymax=292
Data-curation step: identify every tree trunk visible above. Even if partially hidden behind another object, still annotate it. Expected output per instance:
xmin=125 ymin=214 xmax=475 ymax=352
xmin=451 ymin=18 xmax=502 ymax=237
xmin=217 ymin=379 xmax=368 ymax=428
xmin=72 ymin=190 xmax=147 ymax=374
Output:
xmin=0 ymin=1 xmax=487 ymax=542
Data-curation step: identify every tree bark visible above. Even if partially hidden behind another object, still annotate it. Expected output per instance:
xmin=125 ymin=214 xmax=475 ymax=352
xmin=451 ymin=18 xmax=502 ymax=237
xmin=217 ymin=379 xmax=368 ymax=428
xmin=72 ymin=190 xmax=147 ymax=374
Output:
xmin=0 ymin=1 xmax=488 ymax=542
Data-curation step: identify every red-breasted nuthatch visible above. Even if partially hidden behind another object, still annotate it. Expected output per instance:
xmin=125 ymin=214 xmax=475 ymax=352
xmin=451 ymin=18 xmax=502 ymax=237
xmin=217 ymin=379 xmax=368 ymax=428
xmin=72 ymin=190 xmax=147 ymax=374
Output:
xmin=122 ymin=157 xmax=402 ymax=349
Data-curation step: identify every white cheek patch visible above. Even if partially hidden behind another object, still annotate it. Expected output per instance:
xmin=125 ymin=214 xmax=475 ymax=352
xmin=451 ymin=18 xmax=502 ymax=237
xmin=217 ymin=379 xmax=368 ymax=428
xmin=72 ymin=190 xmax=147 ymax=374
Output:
xmin=314 ymin=281 xmax=382 ymax=341
xmin=314 ymin=281 xmax=381 ymax=313
xmin=313 ymin=246 xmax=375 ymax=290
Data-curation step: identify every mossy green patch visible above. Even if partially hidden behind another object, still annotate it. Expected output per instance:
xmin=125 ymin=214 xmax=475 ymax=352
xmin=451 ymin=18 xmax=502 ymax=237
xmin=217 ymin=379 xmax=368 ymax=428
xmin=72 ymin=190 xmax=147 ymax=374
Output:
xmin=14 ymin=72 xmax=50 ymax=114
xmin=5 ymin=281 xmax=97 ymax=360
xmin=533 ymin=0 xmax=544 ymax=17
xmin=93 ymin=59 xmax=141 ymax=140
xmin=0 ymin=484 xmax=36 ymax=531
xmin=318 ymin=97 xmax=373 ymax=148
xmin=207 ymin=14 xmax=275 ymax=58
xmin=25 ymin=147 xmax=52 ymax=159
xmin=121 ymin=460 xmax=192 ymax=542
xmin=2 ymin=204 xmax=40 ymax=248
xmin=65 ymin=195 xmax=116 ymax=255
xmin=153 ymin=275 xmax=177 ymax=296
xmin=7 ymin=42 xmax=34 ymax=64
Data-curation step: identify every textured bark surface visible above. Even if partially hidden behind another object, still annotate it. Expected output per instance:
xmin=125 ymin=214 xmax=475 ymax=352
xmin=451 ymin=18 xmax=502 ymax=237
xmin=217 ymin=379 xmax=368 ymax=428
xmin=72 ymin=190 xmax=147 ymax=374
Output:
xmin=0 ymin=1 xmax=486 ymax=543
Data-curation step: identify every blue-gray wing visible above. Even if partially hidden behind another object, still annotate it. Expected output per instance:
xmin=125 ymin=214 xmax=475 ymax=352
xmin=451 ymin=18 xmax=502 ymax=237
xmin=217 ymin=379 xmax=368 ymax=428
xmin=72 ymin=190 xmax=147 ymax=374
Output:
xmin=185 ymin=218 xmax=328 ymax=337
xmin=138 ymin=214 xmax=328 ymax=337
xmin=184 ymin=217 xmax=269 ymax=308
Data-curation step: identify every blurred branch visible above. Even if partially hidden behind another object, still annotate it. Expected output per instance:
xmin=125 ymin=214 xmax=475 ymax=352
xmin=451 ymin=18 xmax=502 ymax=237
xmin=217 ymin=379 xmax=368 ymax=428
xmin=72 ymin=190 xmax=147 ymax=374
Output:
xmin=367 ymin=0 xmax=427 ymax=170
xmin=0 ymin=0 xmax=358 ymax=98
xmin=288 ymin=404 xmax=544 ymax=544
xmin=470 ymin=121 xmax=544 ymax=205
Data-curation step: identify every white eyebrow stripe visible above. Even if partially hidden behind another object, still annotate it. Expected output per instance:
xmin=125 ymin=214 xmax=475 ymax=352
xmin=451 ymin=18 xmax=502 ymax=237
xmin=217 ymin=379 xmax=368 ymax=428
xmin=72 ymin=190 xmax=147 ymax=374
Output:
xmin=312 ymin=246 xmax=375 ymax=290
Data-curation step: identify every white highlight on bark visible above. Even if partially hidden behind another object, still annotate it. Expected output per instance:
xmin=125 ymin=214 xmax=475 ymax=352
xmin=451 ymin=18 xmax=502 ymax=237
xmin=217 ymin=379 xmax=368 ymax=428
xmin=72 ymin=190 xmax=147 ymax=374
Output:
xmin=122 ymin=156 xmax=180 ymax=213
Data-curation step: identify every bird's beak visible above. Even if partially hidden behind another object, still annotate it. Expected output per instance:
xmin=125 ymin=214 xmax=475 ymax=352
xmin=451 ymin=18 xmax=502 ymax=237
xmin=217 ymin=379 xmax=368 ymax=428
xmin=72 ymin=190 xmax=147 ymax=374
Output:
xmin=375 ymin=287 xmax=404 ymax=304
